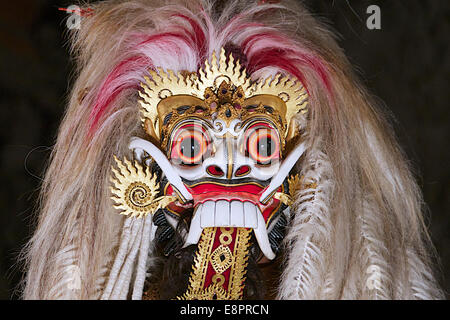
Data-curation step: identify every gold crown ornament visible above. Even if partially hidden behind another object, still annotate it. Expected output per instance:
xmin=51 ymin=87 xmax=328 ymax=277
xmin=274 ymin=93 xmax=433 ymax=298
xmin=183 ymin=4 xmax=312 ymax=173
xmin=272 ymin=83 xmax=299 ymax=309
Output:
xmin=138 ymin=47 xmax=309 ymax=151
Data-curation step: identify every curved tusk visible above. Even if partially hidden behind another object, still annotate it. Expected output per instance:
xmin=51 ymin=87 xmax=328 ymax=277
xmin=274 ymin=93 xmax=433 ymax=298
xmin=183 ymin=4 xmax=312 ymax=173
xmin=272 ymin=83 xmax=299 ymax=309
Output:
xmin=259 ymin=142 xmax=306 ymax=204
xmin=254 ymin=207 xmax=276 ymax=260
xmin=129 ymin=137 xmax=193 ymax=203
xmin=183 ymin=203 xmax=203 ymax=247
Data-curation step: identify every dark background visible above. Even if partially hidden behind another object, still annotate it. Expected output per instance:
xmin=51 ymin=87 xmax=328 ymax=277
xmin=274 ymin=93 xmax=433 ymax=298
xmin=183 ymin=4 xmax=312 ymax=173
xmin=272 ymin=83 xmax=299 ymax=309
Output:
xmin=0 ymin=0 xmax=448 ymax=299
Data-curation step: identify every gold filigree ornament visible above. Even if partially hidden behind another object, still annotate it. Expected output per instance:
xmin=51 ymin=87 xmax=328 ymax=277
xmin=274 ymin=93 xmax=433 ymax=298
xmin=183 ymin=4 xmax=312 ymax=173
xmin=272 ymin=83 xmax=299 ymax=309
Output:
xmin=179 ymin=282 xmax=230 ymax=300
xmin=177 ymin=227 xmax=252 ymax=300
xmin=110 ymin=156 xmax=175 ymax=218
xmin=273 ymin=192 xmax=293 ymax=207
xmin=138 ymin=47 xmax=309 ymax=151
xmin=274 ymin=174 xmax=320 ymax=206
xmin=210 ymin=245 xmax=233 ymax=274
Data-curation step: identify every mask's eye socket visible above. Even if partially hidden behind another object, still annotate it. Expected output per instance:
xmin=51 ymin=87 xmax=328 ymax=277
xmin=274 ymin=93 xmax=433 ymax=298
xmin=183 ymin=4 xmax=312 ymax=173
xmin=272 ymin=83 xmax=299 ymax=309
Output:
xmin=170 ymin=125 xmax=210 ymax=165
xmin=246 ymin=127 xmax=280 ymax=165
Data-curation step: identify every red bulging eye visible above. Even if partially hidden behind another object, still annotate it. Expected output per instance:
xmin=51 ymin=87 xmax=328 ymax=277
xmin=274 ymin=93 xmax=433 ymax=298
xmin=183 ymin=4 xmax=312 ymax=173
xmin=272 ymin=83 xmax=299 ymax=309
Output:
xmin=171 ymin=129 xmax=209 ymax=165
xmin=247 ymin=128 xmax=280 ymax=164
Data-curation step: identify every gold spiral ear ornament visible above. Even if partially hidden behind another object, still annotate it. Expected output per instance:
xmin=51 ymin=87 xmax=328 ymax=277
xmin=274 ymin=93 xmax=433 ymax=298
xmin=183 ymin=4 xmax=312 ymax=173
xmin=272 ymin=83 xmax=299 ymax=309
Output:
xmin=110 ymin=156 xmax=176 ymax=218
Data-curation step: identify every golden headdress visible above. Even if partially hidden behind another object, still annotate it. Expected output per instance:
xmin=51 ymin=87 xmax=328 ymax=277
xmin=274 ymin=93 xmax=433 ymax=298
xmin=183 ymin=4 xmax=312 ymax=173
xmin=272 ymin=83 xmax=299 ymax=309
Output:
xmin=138 ymin=47 xmax=309 ymax=150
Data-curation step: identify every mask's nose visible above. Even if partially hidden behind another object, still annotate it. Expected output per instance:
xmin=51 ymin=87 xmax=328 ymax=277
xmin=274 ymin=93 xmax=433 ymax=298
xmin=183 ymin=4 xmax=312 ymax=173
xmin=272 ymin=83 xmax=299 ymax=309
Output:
xmin=234 ymin=165 xmax=251 ymax=177
xmin=206 ymin=164 xmax=251 ymax=178
xmin=202 ymin=135 xmax=236 ymax=179
xmin=203 ymin=135 xmax=232 ymax=179
xmin=204 ymin=136 xmax=253 ymax=179
xmin=206 ymin=165 xmax=224 ymax=177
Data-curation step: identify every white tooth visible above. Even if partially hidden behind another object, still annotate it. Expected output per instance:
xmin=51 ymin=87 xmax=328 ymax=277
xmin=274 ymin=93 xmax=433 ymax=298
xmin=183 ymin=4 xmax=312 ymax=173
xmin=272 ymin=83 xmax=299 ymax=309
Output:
xmin=253 ymin=207 xmax=276 ymax=260
xmin=243 ymin=202 xmax=257 ymax=228
xmin=230 ymin=201 xmax=244 ymax=227
xmin=215 ymin=200 xmax=230 ymax=226
xmin=184 ymin=204 xmax=203 ymax=246
xmin=200 ymin=201 xmax=215 ymax=228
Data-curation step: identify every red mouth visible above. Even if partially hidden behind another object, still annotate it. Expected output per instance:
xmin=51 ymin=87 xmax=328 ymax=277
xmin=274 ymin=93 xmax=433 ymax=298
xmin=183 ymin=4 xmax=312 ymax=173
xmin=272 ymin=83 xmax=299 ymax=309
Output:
xmin=164 ymin=182 xmax=283 ymax=224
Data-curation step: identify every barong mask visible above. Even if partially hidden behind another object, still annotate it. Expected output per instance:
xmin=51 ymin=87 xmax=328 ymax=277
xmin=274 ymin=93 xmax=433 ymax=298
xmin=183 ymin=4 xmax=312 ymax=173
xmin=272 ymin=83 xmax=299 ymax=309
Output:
xmin=110 ymin=48 xmax=309 ymax=299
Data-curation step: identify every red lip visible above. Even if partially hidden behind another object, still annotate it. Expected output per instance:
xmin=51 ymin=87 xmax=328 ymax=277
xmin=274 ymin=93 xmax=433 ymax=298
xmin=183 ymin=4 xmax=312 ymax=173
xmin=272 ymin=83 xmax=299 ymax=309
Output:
xmin=165 ymin=182 xmax=283 ymax=223
xmin=190 ymin=182 xmax=264 ymax=204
